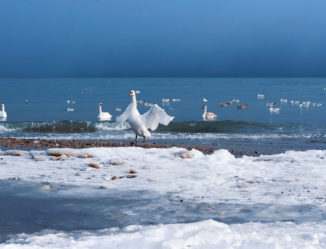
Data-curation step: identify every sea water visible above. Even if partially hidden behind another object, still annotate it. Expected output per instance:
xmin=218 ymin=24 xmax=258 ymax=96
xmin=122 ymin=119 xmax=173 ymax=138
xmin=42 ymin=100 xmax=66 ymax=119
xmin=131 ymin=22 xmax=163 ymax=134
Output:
xmin=1 ymin=77 xmax=326 ymax=151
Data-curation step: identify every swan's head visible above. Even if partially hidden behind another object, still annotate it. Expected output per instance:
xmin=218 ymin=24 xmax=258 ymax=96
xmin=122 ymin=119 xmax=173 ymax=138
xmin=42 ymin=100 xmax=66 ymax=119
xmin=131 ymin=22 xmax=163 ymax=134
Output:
xmin=202 ymin=104 xmax=207 ymax=109
xmin=1 ymin=104 xmax=4 ymax=109
xmin=130 ymin=90 xmax=135 ymax=97
xmin=99 ymin=103 xmax=103 ymax=107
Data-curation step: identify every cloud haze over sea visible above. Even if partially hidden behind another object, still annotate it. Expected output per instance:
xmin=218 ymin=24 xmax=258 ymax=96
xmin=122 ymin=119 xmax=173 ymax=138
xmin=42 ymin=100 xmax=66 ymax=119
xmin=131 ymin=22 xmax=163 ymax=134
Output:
xmin=0 ymin=0 xmax=326 ymax=77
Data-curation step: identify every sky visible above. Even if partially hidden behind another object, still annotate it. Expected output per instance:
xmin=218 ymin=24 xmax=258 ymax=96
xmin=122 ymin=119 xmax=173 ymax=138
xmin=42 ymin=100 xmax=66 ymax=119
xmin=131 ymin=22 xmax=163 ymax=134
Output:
xmin=0 ymin=0 xmax=326 ymax=78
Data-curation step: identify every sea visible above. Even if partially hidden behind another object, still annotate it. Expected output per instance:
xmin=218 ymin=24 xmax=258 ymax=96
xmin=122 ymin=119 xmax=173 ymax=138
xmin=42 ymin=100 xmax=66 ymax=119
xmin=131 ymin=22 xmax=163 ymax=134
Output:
xmin=1 ymin=77 xmax=326 ymax=152
xmin=1 ymin=78 xmax=326 ymax=248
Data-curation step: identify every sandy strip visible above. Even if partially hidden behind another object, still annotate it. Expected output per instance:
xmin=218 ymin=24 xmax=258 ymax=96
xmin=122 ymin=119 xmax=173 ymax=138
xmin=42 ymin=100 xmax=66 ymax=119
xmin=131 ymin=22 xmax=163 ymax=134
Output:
xmin=0 ymin=137 xmax=220 ymax=154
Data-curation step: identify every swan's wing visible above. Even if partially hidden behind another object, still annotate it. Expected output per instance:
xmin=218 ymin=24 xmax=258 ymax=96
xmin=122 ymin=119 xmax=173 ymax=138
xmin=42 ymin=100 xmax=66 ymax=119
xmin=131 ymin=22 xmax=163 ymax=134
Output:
xmin=116 ymin=103 xmax=132 ymax=122
xmin=141 ymin=104 xmax=174 ymax=131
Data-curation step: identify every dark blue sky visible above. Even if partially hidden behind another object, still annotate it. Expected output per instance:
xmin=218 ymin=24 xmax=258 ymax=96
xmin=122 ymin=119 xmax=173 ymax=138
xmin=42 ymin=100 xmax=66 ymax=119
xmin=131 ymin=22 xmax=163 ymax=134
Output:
xmin=1 ymin=0 xmax=326 ymax=77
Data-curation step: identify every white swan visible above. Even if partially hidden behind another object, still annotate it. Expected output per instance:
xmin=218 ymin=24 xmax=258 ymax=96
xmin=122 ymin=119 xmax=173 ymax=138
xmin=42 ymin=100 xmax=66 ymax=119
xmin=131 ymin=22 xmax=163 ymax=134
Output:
xmin=0 ymin=104 xmax=7 ymax=120
xmin=98 ymin=103 xmax=112 ymax=121
xmin=116 ymin=90 xmax=174 ymax=141
xmin=202 ymin=104 xmax=217 ymax=121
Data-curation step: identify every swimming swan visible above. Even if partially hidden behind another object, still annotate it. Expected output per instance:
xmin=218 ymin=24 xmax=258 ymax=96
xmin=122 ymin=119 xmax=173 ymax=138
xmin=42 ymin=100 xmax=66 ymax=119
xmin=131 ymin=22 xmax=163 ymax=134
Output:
xmin=202 ymin=104 xmax=217 ymax=121
xmin=0 ymin=104 xmax=7 ymax=120
xmin=98 ymin=103 xmax=112 ymax=121
xmin=116 ymin=90 xmax=174 ymax=141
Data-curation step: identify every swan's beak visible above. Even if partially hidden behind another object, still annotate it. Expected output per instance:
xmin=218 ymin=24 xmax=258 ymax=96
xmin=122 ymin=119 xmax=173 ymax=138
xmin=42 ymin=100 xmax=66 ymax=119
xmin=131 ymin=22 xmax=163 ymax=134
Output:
xmin=130 ymin=92 xmax=134 ymax=96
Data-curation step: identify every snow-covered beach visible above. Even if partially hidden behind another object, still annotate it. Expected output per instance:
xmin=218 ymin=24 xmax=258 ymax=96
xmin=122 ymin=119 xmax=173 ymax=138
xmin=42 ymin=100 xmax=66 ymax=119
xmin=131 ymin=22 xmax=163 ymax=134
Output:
xmin=1 ymin=146 xmax=326 ymax=248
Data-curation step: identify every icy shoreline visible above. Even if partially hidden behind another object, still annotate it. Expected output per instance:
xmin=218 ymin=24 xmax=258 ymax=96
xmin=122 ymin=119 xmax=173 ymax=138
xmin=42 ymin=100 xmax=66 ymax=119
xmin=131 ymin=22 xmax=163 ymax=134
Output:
xmin=1 ymin=146 xmax=326 ymax=248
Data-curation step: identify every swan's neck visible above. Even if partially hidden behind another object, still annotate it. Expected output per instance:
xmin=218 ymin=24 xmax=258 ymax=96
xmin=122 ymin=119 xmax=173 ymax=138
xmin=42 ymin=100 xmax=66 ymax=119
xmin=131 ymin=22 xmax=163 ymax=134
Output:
xmin=202 ymin=107 xmax=207 ymax=117
xmin=99 ymin=105 xmax=102 ymax=115
xmin=132 ymin=95 xmax=137 ymax=107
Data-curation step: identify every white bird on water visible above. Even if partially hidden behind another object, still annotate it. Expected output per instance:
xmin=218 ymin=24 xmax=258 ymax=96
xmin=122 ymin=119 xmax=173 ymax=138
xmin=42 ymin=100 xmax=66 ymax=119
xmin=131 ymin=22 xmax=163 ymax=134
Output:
xmin=202 ymin=104 xmax=217 ymax=121
xmin=98 ymin=103 xmax=112 ymax=121
xmin=0 ymin=104 xmax=7 ymax=120
xmin=116 ymin=90 xmax=174 ymax=142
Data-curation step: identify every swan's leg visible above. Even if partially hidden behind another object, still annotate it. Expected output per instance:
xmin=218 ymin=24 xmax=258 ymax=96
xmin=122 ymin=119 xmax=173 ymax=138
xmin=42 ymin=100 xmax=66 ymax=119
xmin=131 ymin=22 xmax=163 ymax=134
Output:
xmin=135 ymin=134 xmax=138 ymax=141
xmin=143 ymin=136 xmax=146 ymax=143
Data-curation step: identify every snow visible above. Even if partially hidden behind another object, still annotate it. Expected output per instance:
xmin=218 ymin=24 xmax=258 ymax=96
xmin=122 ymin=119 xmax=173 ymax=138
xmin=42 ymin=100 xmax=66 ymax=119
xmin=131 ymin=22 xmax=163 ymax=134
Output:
xmin=1 ymin=146 xmax=326 ymax=248
xmin=1 ymin=147 xmax=326 ymax=205
xmin=3 ymin=219 xmax=326 ymax=249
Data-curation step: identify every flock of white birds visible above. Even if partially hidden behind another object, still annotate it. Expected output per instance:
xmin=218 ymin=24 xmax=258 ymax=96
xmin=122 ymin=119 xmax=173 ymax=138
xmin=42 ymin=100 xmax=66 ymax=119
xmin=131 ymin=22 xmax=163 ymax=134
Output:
xmin=0 ymin=89 xmax=324 ymax=135
xmin=257 ymin=93 xmax=323 ymax=114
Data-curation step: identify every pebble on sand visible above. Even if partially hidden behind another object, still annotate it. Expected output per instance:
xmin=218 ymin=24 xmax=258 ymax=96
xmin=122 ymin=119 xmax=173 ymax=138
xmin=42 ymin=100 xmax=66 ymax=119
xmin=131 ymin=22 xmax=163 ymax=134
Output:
xmin=111 ymin=161 xmax=124 ymax=166
xmin=3 ymin=150 xmax=28 ymax=156
xmin=89 ymin=163 xmax=100 ymax=169
xmin=48 ymin=152 xmax=63 ymax=157
xmin=78 ymin=154 xmax=94 ymax=159
xmin=179 ymin=151 xmax=195 ymax=159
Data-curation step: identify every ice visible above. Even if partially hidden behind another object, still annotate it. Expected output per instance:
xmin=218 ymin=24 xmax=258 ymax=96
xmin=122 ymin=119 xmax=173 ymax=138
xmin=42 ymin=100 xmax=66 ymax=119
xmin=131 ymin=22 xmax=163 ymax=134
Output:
xmin=3 ymin=219 xmax=326 ymax=249
xmin=2 ymin=147 xmax=326 ymax=247
xmin=1 ymin=147 xmax=326 ymax=206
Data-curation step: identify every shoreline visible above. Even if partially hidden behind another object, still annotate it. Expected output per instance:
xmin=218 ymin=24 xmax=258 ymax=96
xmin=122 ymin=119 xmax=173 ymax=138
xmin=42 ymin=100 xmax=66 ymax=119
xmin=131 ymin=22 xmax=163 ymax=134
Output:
xmin=0 ymin=137 xmax=216 ymax=153
xmin=0 ymin=137 xmax=263 ymax=156
xmin=1 ymin=137 xmax=320 ymax=156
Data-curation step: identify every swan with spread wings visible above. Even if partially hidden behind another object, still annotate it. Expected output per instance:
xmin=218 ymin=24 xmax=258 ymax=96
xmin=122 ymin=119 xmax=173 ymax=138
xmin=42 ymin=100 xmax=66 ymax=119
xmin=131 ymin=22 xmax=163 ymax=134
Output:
xmin=116 ymin=90 xmax=174 ymax=142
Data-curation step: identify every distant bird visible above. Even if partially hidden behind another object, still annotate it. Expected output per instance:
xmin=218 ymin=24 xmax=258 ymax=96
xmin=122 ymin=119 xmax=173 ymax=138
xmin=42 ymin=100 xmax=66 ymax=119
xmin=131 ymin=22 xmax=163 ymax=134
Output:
xmin=269 ymin=107 xmax=280 ymax=113
xmin=116 ymin=90 xmax=174 ymax=142
xmin=172 ymin=98 xmax=181 ymax=102
xmin=202 ymin=104 xmax=217 ymax=121
xmin=203 ymin=98 xmax=208 ymax=102
xmin=238 ymin=104 xmax=247 ymax=109
xmin=67 ymin=108 xmax=74 ymax=112
xmin=232 ymin=99 xmax=240 ymax=103
xmin=0 ymin=104 xmax=7 ymax=120
xmin=266 ymin=102 xmax=276 ymax=107
xmin=98 ymin=103 xmax=112 ymax=121
xmin=115 ymin=107 xmax=123 ymax=112
xmin=162 ymin=98 xmax=170 ymax=103
xmin=312 ymin=103 xmax=322 ymax=107
xmin=25 ymin=99 xmax=29 ymax=104
xmin=257 ymin=94 xmax=264 ymax=100
xmin=220 ymin=102 xmax=230 ymax=107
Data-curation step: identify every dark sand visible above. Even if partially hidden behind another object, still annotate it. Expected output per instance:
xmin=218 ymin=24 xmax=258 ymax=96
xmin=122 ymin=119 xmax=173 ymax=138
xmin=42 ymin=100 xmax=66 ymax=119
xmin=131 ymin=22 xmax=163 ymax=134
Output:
xmin=1 ymin=137 xmax=319 ymax=156
xmin=0 ymin=137 xmax=259 ymax=156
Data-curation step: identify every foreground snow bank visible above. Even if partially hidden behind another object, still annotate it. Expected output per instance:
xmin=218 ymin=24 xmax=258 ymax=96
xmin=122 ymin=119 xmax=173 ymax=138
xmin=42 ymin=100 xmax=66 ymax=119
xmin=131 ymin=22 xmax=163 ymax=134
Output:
xmin=1 ymin=147 xmax=326 ymax=205
xmin=3 ymin=219 xmax=326 ymax=249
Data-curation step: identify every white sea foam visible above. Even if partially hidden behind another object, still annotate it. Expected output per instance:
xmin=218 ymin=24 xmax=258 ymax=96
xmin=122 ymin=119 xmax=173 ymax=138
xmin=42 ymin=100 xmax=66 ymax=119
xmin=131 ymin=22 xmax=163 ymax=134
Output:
xmin=8 ymin=131 xmax=324 ymax=142
xmin=95 ymin=121 xmax=130 ymax=131
xmin=3 ymin=219 xmax=326 ymax=249
xmin=0 ymin=124 xmax=15 ymax=134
